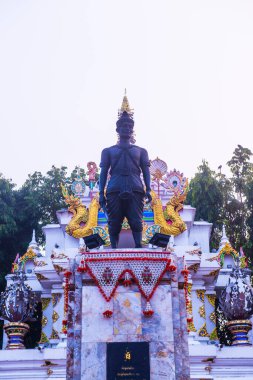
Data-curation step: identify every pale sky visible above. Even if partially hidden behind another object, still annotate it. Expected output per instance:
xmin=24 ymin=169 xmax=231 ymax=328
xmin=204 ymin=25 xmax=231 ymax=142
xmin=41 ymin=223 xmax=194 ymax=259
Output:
xmin=0 ymin=0 xmax=253 ymax=187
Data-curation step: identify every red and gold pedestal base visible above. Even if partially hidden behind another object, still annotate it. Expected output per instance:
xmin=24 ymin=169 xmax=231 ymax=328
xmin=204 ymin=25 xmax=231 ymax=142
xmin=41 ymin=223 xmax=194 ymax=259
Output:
xmin=227 ymin=320 xmax=252 ymax=346
xmin=3 ymin=322 xmax=30 ymax=349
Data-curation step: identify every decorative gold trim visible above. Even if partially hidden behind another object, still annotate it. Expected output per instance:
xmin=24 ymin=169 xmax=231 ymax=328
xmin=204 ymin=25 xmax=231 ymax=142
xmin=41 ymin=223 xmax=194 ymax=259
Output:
xmin=34 ymin=260 xmax=47 ymax=267
xmin=227 ymin=319 xmax=252 ymax=326
xmin=50 ymin=328 xmax=60 ymax=340
xmin=186 ymin=248 xmax=202 ymax=257
xmin=209 ymin=311 xmax=216 ymax=323
xmin=121 ymin=218 xmax=130 ymax=230
xmin=196 ymin=290 xmax=205 ymax=302
xmin=39 ymin=331 xmax=49 ymax=344
xmin=199 ymin=305 xmax=206 ymax=318
xmin=219 ymin=242 xmax=238 ymax=257
xmin=198 ymin=322 xmax=209 ymax=337
xmin=42 ymin=316 xmax=48 ymax=327
xmin=187 ymin=286 xmax=193 ymax=316
xmin=209 ymin=327 xmax=218 ymax=340
xmin=35 ymin=273 xmax=49 ymax=281
xmin=206 ymin=294 xmax=216 ymax=307
xmin=52 ymin=293 xmax=62 ymax=307
xmin=53 ymin=264 xmax=65 ymax=274
xmin=188 ymin=263 xmax=200 ymax=273
xmin=41 ymin=298 xmax=51 ymax=311
xmin=188 ymin=321 xmax=197 ymax=332
xmin=52 ymin=310 xmax=59 ymax=323
xmin=204 ymin=270 xmax=220 ymax=278
xmin=51 ymin=251 xmax=68 ymax=260
xmin=206 ymin=242 xmax=238 ymax=267
xmin=20 ymin=247 xmax=37 ymax=264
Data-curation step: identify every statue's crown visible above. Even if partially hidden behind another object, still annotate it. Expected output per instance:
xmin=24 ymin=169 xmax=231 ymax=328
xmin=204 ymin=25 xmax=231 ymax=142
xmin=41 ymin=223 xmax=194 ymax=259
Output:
xmin=118 ymin=89 xmax=134 ymax=120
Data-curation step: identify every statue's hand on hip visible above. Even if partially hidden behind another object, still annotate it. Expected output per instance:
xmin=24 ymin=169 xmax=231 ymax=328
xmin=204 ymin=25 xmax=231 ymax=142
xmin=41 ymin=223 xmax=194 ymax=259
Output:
xmin=145 ymin=191 xmax=152 ymax=204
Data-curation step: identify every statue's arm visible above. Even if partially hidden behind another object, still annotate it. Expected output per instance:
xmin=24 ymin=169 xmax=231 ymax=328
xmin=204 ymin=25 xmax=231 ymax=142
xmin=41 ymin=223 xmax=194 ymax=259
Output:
xmin=140 ymin=148 xmax=152 ymax=202
xmin=99 ymin=148 xmax=110 ymax=208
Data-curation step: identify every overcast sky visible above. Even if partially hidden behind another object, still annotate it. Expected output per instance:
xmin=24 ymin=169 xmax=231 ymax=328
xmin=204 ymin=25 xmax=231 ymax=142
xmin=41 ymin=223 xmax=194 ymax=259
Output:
xmin=0 ymin=0 xmax=253 ymax=187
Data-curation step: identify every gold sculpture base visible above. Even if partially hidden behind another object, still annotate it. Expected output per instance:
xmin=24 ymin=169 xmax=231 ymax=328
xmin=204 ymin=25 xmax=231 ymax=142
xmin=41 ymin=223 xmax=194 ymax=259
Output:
xmin=227 ymin=319 xmax=252 ymax=346
xmin=3 ymin=322 xmax=30 ymax=349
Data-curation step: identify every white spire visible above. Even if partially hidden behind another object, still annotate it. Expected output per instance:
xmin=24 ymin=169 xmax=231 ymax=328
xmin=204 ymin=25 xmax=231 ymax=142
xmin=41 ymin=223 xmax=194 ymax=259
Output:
xmin=28 ymin=229 xmax=41 ymax=257
xmin=219 ymin=225 xmax=229 ymax=248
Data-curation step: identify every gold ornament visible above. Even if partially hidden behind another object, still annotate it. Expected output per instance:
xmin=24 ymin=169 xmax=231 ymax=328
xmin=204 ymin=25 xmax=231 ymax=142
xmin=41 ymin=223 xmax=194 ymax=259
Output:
xmin=53 ymin=264 xmax=65 ymax=274
xmin=51 ymin=251 xmax=68 ymax=260
xmin=198 ymin=322 xmax=209 ymax=337
xmin=52 ymin=293 xmax=62 ymax=307
xmin=207 ymin=242 xmax=238 ymax=267
xmin=20 ymin=248 xmax=37 ymax=264
xmin=50 ymin=328 xmax=60 ymax=340
xmin=52 ymin=311 xmax=59 ymax=323
xmin=39 ymin=331 xmax=49 ymax=344
xmin=62 ymin=185 xmax=99 ymax=239
xmin=199 ymin=305 xmax=206 ymax=318
xmin=186 ymin=248 xmax=202 ymax=257
xmin=119 ymin=90 xmax=134 ymax=117
xmin=209 ymin=327 xmax=218 ymax=340
xmin=35 ymin=273 xmax=49 ymax=281
xmin=188 ymin=263 xmax=200 ymax=273
xmin=42 ymin=316 xmax=48 ymax=327
xmin=34 ymin=260 xmax=47 ymax=267
xmin=121 ymin=218 xmax=130 ymax=230
xmin=196 ymin=290 xmax=205 ymax=303
xmin=206 ymin=294 xmax=216 ymax=307
xmin=209 ymin=311 xmax=216 ymax=323
xmin=150 ymin=190 xmax=187 ymax=236
xmin=42 ymin=298 xmax=51 ymax=311
xmin=203 ymin=270 xmax=220 ymax=278
xmin=187 ymin=321 xmax=197 ymax=332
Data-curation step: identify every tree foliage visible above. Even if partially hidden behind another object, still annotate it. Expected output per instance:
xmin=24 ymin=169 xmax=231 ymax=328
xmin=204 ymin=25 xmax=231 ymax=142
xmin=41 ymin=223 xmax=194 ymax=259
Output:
xmin=186 ymin=160 xmax=223 ymax=248
xmin=187 ymin=145 xmax=253 ymax=257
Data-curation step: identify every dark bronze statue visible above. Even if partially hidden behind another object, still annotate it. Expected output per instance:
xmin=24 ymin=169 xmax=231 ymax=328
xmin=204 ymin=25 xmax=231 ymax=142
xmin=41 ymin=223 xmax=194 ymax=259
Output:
xmin=99 ymin=109 xmax=151 ymax=248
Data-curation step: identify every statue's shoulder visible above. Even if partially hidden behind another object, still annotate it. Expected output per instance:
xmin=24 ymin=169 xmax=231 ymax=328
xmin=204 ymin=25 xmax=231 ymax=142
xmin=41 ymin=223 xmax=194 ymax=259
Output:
xmin=101 ymin=145 xmax=118 ymax=153
xmin=132 ymin=145 xmax=148 ymax=154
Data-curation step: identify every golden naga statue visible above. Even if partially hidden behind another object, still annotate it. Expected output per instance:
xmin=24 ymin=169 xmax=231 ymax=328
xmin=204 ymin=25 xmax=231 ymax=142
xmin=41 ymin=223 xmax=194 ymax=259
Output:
xmin=150 ymin=190 xmax=187 ymax=236
xmin=61 ymin=185 xmax=99 ymax=239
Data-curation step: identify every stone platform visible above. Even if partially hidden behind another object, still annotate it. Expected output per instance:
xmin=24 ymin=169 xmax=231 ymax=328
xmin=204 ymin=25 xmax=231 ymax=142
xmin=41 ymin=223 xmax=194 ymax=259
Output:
xmin=66 ymin=249 xmax=190 ymax=380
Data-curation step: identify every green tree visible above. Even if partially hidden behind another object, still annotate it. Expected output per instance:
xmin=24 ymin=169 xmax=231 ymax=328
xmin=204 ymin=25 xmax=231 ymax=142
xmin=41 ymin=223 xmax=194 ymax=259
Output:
xmin=0 ymin=174 xmax=18 ymax=292
xmin=15 ymin=166 xmax=70 ymax=245
xmin=186 ymin=160 xmax=223 ymax=249
xmin=226 ymin=145 xmax=253 ymax=251
xmin=245 ymin=178 xmax=253 ymax=258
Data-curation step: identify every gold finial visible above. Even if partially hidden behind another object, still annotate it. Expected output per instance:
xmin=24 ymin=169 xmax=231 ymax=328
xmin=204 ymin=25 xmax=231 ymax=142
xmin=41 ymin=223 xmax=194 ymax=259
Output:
xmin=118 ymin=89 xmax=134 ymax=118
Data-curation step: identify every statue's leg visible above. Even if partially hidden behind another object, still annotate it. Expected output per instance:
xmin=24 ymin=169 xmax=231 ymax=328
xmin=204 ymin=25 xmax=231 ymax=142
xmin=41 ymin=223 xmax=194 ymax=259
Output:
xmin=106 ymin=192 xmax=123 ymax=249
xmin=126 ymin=192 xmax=145 ymax=248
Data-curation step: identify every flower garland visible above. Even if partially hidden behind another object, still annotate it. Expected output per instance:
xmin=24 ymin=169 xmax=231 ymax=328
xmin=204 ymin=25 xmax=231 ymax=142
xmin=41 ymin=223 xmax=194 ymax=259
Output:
xmin=76 ymin=253 xmax=175 ymax=318
xmin=62 ymin=270 xmax=72 ymax=334
xmin=181 ymin=263 xmax=191 ymax=332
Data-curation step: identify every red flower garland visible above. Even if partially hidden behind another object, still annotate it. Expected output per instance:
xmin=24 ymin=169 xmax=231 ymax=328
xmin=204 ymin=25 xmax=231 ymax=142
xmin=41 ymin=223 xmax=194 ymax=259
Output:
xmin=103 ymin=310 xmax=113 ymax=318
xmin=62 ymin=270 xmax=72 ymax=334
xmin=143 ymin=310 xmax=154 ymax=317
xmin=83 ymin=258 xmax=171 ymax=303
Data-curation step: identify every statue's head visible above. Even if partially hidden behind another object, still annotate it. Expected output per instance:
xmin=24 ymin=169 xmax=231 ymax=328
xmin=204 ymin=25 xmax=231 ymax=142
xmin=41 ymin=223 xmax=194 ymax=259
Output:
xmin=116 ymin=111 xmax=134 ymax=140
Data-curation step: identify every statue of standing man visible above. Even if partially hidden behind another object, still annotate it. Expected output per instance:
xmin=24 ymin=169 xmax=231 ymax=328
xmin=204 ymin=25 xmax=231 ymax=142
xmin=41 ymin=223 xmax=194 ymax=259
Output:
xmin=99 ymin=94 xmax=152 ymax=248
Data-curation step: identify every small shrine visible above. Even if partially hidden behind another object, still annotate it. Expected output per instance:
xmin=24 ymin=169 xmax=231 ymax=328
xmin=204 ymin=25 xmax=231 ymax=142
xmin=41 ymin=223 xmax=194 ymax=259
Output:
xmin=0 ymin=94 xmax=253 ymax=380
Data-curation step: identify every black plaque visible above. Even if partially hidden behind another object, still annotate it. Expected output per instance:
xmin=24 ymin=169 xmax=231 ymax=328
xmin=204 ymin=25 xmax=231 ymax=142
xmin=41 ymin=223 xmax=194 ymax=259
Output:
xmin=107 ymin=342 xmax=150 ymax=380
